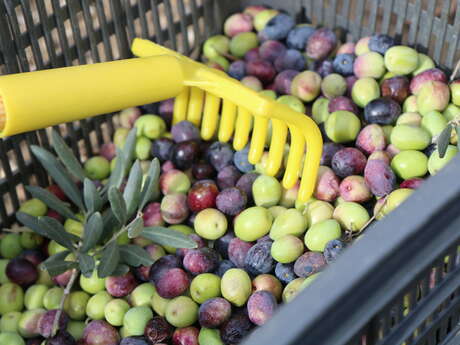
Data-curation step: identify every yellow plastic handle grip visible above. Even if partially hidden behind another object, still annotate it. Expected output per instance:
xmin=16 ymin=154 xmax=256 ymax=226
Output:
xmin=0 ymin=55 xmax=185 ymax=137
xmin=132 ymin=38 xmax=181 ymax=58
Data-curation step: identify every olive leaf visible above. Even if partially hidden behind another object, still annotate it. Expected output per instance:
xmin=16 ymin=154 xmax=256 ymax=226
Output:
xmin=16 ymin=212 xmax=48 ymax=237
xmin=43 ymin=261 xmax=77 ymax=277
xmin=119 ymin=244 xmax=154 ymax=267
xmin=123 ymin=160 xmax=143 ymax=217
xmin=78 ymin=253 xmax=95 ymax=278
xmin=101 ymin=208 xmax=120 ymax=240
xmin=141 ymin=226 xmax=197 ymax=249
xmin=106 ymin=148 xmax=127 ymax=192
xmin=111 ymin=264 xmax=130 ymax=276
xmin=437 ymin=124 xmax=453 ymax=158
xmin=108 ymin=186 xmax=127 ymax=225
xmin=25 ymin=186 xmax=78 ymax=221
xmin=97 ymin=241 xmax=120 ymax=278
xmin=83 ymin=178 xmax=103 ymax=214
xmin=51 ymin=129 xmax=86 ymax=181
xmin=42 ymin=250 xmax=75 ymax=276
xmin=127 ymin=217 xmax=144 ymax=239
xmin=139 ymin=158 xmax=160 ymax=211
xmin=104 ymin=129 xmax=137 ymax=194
xmin=122 ymin=128 xmax=138 ymax=167
xmin=39 ymin=216 xmax=78 ymax=250
xmin=30 ymin=146 xmax=84 ymax=209
xmin=81 ymin=212 xmax=103 ymax=253
xmin=45 ymin=250 xmax=71 ymax=262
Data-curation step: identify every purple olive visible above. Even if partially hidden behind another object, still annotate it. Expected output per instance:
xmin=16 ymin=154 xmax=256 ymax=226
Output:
xmin=6 ymin=258 xmax=38 ymax=287
xmin=105 ymin=272 xmax=138 ymax=297
xmin=38 ymin=310 xmax=69 ymax=338
xmin=183 ymin=248 xmax=219 ymax=275
xmin=155 ymin=268 xmax=190 ymax=299
xmin=294 ymin=252 xmax=327 ymax=278
xmin=144 ymin=316 xmax=173 ymax=344
xmin=247 ymin=291 xmax=277 ymax=326
xmin=83 ymin=320 xmax=120 ymax=345
xmin=199 ymin=297 xmax=232 ymax=328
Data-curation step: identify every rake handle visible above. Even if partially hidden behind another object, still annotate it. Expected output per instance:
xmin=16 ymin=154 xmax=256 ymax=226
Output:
xmin=0 ymin=55 xmax=185 ymax=137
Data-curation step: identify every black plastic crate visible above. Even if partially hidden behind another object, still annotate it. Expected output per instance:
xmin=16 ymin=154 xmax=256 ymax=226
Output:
xmin=1 ymin=1 xmax=460 ymax=345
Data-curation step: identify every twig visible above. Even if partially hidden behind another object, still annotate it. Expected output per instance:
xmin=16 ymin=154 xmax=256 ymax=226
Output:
xmin=51 ymin=268 xmax=78 ymax=337
xmin=209 ymin=44 xmax=238 ymax=62
xmin=2 ymin=226 xmax=32 ymax=233
xmin=353 ymin=197 xmax=389 ymax=237
xmin=102 ymin=227 xmax=126 ymax=249
xmin=344 ymin=230 xmax=354 ymax=243
xmin=354 ymin=215 xmax=376 ymax=236
xmin=99 ymin=214 xmax=142 ymax=252
xmin=220 ymin=51 xmax=238 ymax=62
xmin=451 ymin=59 xmax=460 ymax=82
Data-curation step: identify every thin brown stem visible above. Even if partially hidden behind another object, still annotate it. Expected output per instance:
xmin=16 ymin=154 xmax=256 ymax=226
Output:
xmin=99 ymin=214 xmax=142 ymax=251
xmin=354 ymin=197 xmax=389 ymax=237
xmin=451 ymin=59 xmax=460 ymax=82
xmin=51 ymin=268 xmax=78 ymax=337
xmin=100 ymin=226 xmax=127 ymax=252
xmin=209 ymin=44 xmax=238 ymax=61
xmin=2 ymin=226 xmax=32 ymax=233
xmin=344 ymin=230 xmax=354 ymax=243
xmin=355 ymin=215 xmax=376 ymax=236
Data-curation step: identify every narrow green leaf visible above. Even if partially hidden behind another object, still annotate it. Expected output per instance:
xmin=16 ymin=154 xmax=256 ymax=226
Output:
xmin=79 ymin=253 xmax=95 ymax=278
xmin=107 ymin=148 xmax=127 ymax=191
xmin=150 ymin=183 xmax=160 ymax=203
xmin=119 ymin=244 xmax=154 ymax=267
xmin=456 ymin=125 xmax=460 ymax=151
xmin=101 ymin=209 xmax=120 ymax=240
xmin=108 ymin=186 xmax=127 ymax=225
xmin=123 ymin=160 xmax=143 ymax=217
xmin=83 ymin=179 xmax=103 ymax=214
xmin=39 ymin=216 xmax=78 ymax=249
xmin=437 ymin=124 xmax=452 ymax=158
xmin=122 ymin=128 xmax=137 ymax=167
xmin=111 ymin=264 xmax=130 ymax=276
xmin=42 ymin=250 xmax=74 ymax=276
xmin=30 ymin=146 xmax=84 ymax=209
xmin=46 ymin=250 xmax=71 ymax=262
xmin=81 ymin=212 xmax=103 ymax=252
xmin=44 ymin=261 xmax=77 ymax=277
xmin=141 ymin=226 xmax=197 ymax=249
xmin=139 ymin=176 xmax=152 ymax=208
xmin=51 ymin=130 xmax=86 ymax=181
xmin=103 ymin=129 xmax=136 ymax=194
xmin=25 ymin=186 xmax=78 ymax=221
xmin=16 ymin=212 xmax=47 ymax=237
xmin=139 ymin=158 xmax=160 ymax=210
xmin=127 ymin=217 xmax=144 ymax=239
xmin=97 ymin=241 xmax=120 ymax=278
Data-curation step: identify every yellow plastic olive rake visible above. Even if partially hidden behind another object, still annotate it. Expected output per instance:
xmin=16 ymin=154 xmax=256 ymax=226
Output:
xmin=0 ymin=38 xmax=322 ymax=202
